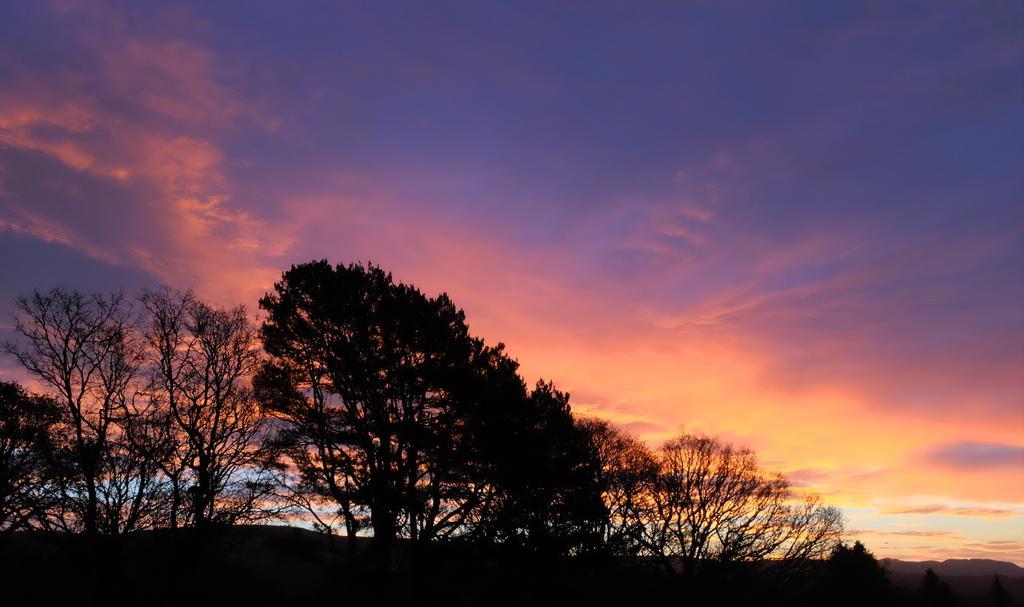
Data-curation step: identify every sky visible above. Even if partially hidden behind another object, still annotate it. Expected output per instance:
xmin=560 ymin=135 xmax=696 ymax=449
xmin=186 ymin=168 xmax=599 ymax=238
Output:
xmin=0 ymin=0 xmax=1022 ymax=564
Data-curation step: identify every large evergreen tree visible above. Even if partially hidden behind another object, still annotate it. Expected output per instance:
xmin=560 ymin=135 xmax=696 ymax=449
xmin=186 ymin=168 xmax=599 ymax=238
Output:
xmin=256 ymin=261 xmax=603 ymax=554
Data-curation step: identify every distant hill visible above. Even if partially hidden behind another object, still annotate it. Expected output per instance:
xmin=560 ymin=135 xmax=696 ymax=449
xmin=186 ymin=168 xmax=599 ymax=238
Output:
xmin=881 ymin=557 xmax=1024 ymax=578
xmin=881 ymin=557 xmax=1024 ymax=605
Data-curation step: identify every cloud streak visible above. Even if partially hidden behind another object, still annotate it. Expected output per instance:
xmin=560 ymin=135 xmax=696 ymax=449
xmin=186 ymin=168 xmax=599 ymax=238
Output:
xmin=0 ymin=1 xmax=286 ymax=302
xmin=928 ymin=442 xmax=1024 ymax=470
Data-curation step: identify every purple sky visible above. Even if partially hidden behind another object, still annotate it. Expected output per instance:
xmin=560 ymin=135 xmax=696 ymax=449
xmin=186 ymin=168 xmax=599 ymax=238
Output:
xmin=0 ymin=1 xmax=1022 ymax=563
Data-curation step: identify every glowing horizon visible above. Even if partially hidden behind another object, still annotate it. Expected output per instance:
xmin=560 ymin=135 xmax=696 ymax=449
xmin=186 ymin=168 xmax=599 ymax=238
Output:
xmin=0 ymin=1 xmax=1021 ymax=564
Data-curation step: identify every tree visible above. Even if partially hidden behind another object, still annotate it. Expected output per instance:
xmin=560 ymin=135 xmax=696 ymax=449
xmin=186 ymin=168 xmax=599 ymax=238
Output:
xmin=257 ymin=261 xmax=478 ymax=548
xmin=819 ymin=541 xmax=893 ymax=606
xmin=0 ymin=381 xmax=61 ymax=537
xmin=921 ymin=567 xmax=955 ymax=607
xmin=465 ymin=380 xmax=606 ymax=554
xmin=991 ymin=575 xmax=1011 ymax=607
xmin=139 ymin=288 xmax=277 ymax=529
xmin=4 ymin=289 xmax=162 ymax=535
xmin=256 ymin=260 xmax=606 ymax=555
xmin=648 ymin=433 xmax=842 ymax=573
xmin=574 ymin=417 xmax=658 ymax=557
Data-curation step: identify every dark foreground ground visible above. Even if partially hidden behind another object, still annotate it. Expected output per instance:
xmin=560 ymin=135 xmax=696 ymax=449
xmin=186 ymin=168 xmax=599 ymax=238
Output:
xmin=0 ymin=526 xmax=1020 ymax=606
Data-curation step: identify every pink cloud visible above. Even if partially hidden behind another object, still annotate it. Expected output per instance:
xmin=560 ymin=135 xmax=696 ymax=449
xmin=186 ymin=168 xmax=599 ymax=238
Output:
xmin=881 ymin=504 xmax=1021 ymax=518
xmin=0 ymin=2 xmax=285 ymax=303
xmin=927 ymin=442 xmax=1024 ymax=470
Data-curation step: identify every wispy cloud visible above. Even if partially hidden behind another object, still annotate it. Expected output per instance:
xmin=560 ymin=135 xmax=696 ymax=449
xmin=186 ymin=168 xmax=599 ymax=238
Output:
xmin=881 ymin=503 xmax=1021 ymax=518
xmin=928 ymin=442 xmax=1024 ymax=470
xmin=861 ymin=529 xmax=961 ymax=538
xmin=0 ymin=1 xmax=285 ymax=302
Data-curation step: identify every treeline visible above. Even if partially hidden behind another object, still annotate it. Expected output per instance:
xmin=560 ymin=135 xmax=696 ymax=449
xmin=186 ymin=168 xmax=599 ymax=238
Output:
xmin=1 ymin=260 xmax=843 ymax=571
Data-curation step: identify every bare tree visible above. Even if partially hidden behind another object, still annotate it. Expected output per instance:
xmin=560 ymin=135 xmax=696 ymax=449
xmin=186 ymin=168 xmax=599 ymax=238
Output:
xmin=4 ymin=289 xmax=161 ymax=535
xmin=575 ymin=417 xmax=659 ymax=557
xmin=576 ymin=422 xmax=843 ymax=571
xmin=650 ymin=433 xmax=842 ymax=572
xmin=140 ymin=288 xmax=277 ymax=529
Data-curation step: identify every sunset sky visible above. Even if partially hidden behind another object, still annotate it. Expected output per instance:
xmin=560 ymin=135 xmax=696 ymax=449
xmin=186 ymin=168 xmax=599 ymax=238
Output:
xmin=1 ymin=1 xmax=1021 ymax=564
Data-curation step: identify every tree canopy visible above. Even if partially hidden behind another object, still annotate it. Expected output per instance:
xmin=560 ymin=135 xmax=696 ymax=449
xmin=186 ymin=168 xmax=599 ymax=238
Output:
xmin=1 ymin=259 xmax=846 ymax=580
xmin=256 ymin=260 xmax=604 ymax=553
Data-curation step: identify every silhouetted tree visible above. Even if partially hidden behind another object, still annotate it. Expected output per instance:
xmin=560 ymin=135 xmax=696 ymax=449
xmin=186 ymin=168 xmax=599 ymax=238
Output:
xmin=0 ymin=381 xmax=61 ymax=537
xmin=465 ymin=380 xmax=605 ymax=554
xmin=991 ymin=575 xmax=1011 ymax=607
xmin=921 ymin=567 xmax=955 ymax=606
xmin=819 ymin=542 xmax=892 ymax=606
xmin=0 ymin=267 xmax=860 ymax=602
xmin=648 ymin=433 xmax=842 ymax=573
xmin=575 ymin=417 xmax=658 ymax=557
xmin=4 ymin=289 xmax=162 ymax=535
xmin=140 ymin=288 xmax=278 ymax=529
xmin=257 ymin=261 xmax=474 ymax=550
xmin=256 ymin=261 xmax=605 ymax=556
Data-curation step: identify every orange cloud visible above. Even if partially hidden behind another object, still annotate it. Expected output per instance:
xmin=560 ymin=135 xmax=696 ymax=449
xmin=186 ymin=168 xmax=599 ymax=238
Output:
xmin=880 ymin=504 xmax=1021 ymax=518
xmin=0 ymin=2 xmax=285 ymax=304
